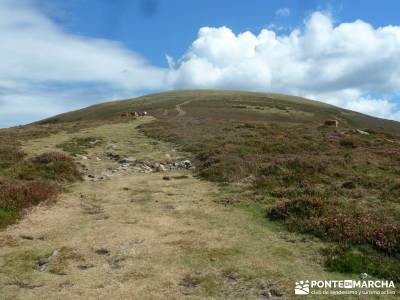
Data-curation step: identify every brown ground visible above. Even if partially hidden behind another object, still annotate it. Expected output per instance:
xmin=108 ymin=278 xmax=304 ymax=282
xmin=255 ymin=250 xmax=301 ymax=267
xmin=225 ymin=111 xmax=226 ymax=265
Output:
xmin=0 ymin=119 xmax=393 ymax=300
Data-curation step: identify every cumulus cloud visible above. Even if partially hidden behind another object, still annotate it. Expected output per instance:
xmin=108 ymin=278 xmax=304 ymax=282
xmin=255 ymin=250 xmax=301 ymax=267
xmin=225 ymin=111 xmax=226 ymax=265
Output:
xmin=0 ymin=0 xmax=166 ymax=127
xmin=276 ymin=8 xmax=291 ymax=17
xmin=1 ymin=2 xmax=400 ymax=127
xmin=167 ymin=12 xmax=400 ymax=120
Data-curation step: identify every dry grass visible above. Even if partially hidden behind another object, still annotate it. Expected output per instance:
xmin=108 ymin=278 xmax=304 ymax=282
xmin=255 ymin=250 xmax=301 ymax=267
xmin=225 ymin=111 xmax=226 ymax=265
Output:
xmin=140 ymin=105 xmax=400 ymax=282
xmin=1 ymin=119 xmax=387 ymax=299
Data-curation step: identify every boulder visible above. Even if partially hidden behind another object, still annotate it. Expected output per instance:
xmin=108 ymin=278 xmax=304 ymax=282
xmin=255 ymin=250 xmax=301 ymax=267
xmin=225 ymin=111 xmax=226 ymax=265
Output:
xmin=154 ymin=163 xmax=167 ymax=172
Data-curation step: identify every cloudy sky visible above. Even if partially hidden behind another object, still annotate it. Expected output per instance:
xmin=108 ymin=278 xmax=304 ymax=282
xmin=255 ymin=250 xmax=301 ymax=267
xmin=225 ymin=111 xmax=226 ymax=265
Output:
xmin=1 ymin=0 xmax=400 ymax=127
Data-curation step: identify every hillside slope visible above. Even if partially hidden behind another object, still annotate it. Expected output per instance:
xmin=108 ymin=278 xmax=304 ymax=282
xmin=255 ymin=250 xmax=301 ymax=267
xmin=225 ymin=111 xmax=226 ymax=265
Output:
xmin=1 ymin=90 xmax=399 ymax=298
xmin=39 ymin=90 xmax=400 ymax=135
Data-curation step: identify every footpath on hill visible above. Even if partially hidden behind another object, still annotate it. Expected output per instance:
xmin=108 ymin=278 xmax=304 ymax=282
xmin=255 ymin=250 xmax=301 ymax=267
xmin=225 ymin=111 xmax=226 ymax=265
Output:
xmin=0 ymin=118 xmax=386 ymax=300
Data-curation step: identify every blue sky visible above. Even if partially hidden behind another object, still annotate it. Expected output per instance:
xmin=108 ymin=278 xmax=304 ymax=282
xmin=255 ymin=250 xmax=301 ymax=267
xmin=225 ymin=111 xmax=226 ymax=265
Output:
xmin=1 ymin=0 xmax=400 ymax=127
xmin=49 ymin=0 xmax=400 ymax=66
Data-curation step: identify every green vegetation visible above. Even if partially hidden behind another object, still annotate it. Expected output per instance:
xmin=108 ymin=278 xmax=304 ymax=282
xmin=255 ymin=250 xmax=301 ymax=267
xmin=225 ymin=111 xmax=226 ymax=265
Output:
xmin=0 ymin=125 xmax=82 ymax=228
xmin=133 ymin=90 xmax=400 ymax=281
xmin=3 ymin=90 xmax=400 ymax=282
xmin=56 ymin=136 xmax=104 ymax=155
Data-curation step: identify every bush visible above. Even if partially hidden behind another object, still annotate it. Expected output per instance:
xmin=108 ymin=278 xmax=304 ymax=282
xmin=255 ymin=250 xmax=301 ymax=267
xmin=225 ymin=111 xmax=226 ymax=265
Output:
xmin=339 ymin=137 xmax=358 ymax=148
xmin=31 ymin=152 xmax=72 ymax=164
xmin=0 ymin=145 xmax=25 ymax=169
xmin=268 ymin=199 xmax=400 ymax=257
xmin=9 ymin=152 xmax=81 ymax=182
xmin=267 ymin=197 xmax=326 ymax=220
xmin=0 ymin=179 xmax=59 ymax=227
xmin=324 ymin=247 xmax=400 ymax=282
xmin=0 ymin=179 xmax=58 ymax=210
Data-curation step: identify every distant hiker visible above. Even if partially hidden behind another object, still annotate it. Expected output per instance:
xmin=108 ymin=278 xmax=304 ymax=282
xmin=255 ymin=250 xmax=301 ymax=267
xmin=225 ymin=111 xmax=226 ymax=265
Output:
xmin=324 ymin=119 xmax=338 ymax=127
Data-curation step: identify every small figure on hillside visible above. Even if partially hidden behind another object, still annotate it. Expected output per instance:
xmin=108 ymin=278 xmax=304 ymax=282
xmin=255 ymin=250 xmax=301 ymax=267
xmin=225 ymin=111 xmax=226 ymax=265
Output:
xmin=324 ymin=119 xmax=339 ymax=127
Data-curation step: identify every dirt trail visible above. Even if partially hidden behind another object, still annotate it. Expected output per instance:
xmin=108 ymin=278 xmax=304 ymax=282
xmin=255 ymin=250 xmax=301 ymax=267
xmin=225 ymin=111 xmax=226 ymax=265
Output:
xmin=175 ymin=101 xmax=191 ymax=117
xmin=0 ymin=120 xmax=370 ymax=300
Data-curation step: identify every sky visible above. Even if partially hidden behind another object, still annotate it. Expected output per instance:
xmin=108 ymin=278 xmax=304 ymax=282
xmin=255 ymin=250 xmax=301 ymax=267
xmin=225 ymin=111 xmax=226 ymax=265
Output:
xmin=1 ymin=0 xmax=400 ymax=127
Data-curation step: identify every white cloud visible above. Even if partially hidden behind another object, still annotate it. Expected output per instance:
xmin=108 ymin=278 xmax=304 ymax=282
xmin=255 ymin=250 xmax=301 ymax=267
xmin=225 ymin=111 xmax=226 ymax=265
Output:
xmin=167 ymin=12 xmax=400 ymax=120
xmin=1 ymin=2 xmax=400 ymax=127
xmin=276 ymin=8 xmax=291 ymax=17
xmin=0 ymin=0 xmax=166 ymax=126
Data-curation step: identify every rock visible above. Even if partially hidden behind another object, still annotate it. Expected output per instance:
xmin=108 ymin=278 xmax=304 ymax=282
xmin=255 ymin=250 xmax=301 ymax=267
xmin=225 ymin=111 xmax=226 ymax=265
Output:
xmin=36 ymin=249 xmax=60 ymax=272
xmin=356 ymin=129 xmax=370 ymax=135
xmin=89 ymin=139 xmax=101 ymax=145
xmin=261 ymin=290 xmax=272 ymax=299
xmin=154 ymin=163 xmax=167 ymax=172
xmin=51 ymin=250 xmax=60 ymax=258
xmin=105 ymin=151 xmax=120 ymax=161
xmin=81 ymin=156 xmax=88 ymax=160
xmin=173 ymin=160 xmax=193 ymax=169
xmin=183 ymin=160 xmax=192 ymax=168
xmin=163 ymin=176 xmax=171 ymax=181
xmin=142 ymin=165 xmax=153 ymax=173
xmin=120 ymin=242 xmax=130 ymax=251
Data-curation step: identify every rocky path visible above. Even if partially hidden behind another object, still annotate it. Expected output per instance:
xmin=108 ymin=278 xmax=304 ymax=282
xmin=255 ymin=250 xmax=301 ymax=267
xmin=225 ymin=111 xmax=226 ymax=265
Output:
xmin=175 ymin=101 xmax=191 ymax=117
xmin=0 ymin=120 xmax=365 ymax=300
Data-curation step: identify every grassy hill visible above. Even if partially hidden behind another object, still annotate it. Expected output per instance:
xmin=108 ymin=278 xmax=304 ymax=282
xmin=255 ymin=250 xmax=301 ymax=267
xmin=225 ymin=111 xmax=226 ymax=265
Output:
xmin=38 ymin=90 xmax=400 ymax=279
xmin=1 ymin=90 xmax=400 ymax=298
xmin=39 ymin=90 xmax=400 ymax=134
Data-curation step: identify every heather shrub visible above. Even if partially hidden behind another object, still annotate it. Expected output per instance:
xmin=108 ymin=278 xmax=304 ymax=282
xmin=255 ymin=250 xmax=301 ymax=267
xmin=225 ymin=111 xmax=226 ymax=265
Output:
xmin=0 ymin=145 xmax=25 ymax=169
xmin=0 ymin=179 xmax=58 ymax=226
xmin=267 ymin=197 xmax=326 ymax=220
xmin=9 ymin=152 xmax=81 ymax=182
xmin=31 ymin=151 xmax=72 ymax=164
xmin=268 ymin=199 xmax=400 ymax=257
xmin=324 ymin=247 xmax=400 ymax=282
xmin=0 ymin=179 xmax=58 ymax=210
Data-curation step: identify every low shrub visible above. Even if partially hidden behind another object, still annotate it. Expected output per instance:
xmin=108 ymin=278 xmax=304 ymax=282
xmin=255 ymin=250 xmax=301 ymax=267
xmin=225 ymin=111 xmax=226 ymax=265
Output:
xmin=324 ymin=247 xmax=400 ymax=282
xmin=31 ymin=152 xmax=72 ymax=164
xmin=8 ymin=152 xmax=81 ymax=182
xmin=56 ymin=136 xmax=103 ymax=155
xmin=0 ymin=145 xmax=25 ymax=169
xmin=267 ymin=197 xmax=326 ymax=220
xmin=0 ymin=179 xmax=59 ymax=227
xmin=0 ymin=179 xmax=58 ymax=210
xmin=268 ymin=198 xmax=400 ymax=263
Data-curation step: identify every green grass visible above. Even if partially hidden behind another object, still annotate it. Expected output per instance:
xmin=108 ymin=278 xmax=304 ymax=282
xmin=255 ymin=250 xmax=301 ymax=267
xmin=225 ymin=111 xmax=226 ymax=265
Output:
xmin=3 ymin=89 xmax=400 ymax=282
xmin=39 ymin=90 xmax=400 ymax=135
xmin=56 ymin=136 xmax=104 ymax=155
